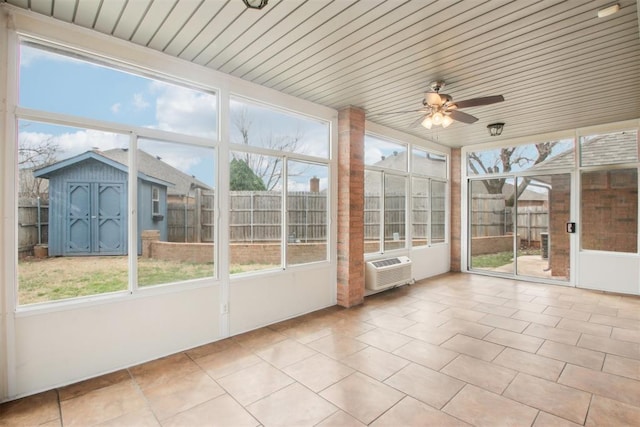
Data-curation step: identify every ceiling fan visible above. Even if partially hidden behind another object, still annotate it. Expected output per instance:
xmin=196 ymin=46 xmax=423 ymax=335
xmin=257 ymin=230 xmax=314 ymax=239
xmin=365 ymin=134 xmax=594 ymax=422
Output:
xmin=375 ymin=81 xmax=504 ymax=129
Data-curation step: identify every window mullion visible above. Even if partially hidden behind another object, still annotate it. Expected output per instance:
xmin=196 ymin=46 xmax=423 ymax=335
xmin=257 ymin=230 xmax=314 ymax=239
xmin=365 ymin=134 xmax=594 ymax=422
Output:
xmin=128 ymin=134 xmax=138 ymax=294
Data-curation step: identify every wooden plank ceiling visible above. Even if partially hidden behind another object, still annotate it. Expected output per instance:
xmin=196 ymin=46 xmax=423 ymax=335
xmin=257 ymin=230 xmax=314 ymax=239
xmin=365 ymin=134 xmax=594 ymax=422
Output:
xmin=4 ymin=0 xmax=640 ymax=147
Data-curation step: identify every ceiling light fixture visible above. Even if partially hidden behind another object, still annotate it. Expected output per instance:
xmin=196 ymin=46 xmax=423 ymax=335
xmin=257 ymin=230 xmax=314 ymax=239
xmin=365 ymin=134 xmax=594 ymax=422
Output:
xmin=597 ymin=3 xmax=620 ymax=18
xmin=242 ymin=0 xmax=269 ymax=9
xmin=420 ymin=108 xmax=453 ymax=130
xmin=487 ymin=123 xmax=505 ymax=136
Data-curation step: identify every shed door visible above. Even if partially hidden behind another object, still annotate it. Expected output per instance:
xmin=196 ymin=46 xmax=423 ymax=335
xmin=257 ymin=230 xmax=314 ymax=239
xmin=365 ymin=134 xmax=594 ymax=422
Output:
xmin=66 ymin=182 xmax=126 ymax=255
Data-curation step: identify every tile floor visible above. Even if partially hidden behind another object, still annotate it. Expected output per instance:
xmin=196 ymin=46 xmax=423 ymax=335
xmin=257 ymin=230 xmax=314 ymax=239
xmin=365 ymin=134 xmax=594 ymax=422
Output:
xmin=1 ymin=273 xmax=640 ymax=426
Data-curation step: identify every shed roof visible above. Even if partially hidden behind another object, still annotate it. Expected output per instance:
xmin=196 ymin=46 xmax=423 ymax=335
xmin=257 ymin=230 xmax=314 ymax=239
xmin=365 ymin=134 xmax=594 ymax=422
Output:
xmin=33 ymin=151 xmax=171 ymax=187
xmin=34 ymin=149 xmax=212 ymax=196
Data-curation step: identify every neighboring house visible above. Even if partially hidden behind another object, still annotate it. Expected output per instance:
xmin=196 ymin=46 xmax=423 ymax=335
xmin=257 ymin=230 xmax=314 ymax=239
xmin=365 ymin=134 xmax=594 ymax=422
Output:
xmin=33 ymin=149 xmax=202 ymax=257
xmin=100 ymin=148 xmax=211 ymax=203
xmin=364 ymin=150 xmax=447 ymax=193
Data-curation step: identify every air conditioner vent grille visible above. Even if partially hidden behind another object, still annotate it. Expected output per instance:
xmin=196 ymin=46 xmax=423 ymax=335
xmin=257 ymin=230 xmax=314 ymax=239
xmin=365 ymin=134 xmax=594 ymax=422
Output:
xmin=371 ymin=258 xmax=401 ymax=268
xmin=365 ymin=256 xmax=412 ymax=291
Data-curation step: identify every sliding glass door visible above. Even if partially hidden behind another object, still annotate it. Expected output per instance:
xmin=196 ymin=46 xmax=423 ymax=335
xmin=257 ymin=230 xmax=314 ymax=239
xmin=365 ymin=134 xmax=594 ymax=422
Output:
xmin=469 ymin=173 xmax=571 ymax=283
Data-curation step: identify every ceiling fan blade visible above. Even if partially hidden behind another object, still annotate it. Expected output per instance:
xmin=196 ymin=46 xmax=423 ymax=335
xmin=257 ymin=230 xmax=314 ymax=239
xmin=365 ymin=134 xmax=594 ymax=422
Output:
xmin=453 ymin=95 xmax=504 ymax=109
xmin=410 ymin=114 xmax=427 ymax=128
xmin=450 ymin=110 xmax=478 ymax=124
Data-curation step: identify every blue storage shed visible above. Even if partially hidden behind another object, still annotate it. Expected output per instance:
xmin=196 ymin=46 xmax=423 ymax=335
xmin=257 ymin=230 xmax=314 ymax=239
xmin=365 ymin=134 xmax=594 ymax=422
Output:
xmin=33 ymin=151 xmax=171 ymax=256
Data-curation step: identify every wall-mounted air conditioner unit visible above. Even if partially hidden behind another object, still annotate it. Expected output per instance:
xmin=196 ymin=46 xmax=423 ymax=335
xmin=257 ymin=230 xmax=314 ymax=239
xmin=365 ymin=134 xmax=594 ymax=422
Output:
xmin=365 ymin=256 xmax=412 ymax=291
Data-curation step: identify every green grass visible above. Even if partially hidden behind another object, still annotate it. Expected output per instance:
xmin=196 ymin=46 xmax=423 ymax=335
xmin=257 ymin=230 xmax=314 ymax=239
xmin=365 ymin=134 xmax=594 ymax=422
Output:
xmin=18 ymin=257 xmax=282 ymax=305
xmin=471 ymin=248 xmax=541 ymax=269
xmin=471 ymin=251 xmax=515 ymax=268
xmin=138 ymin=261 xmax=213 ymax=287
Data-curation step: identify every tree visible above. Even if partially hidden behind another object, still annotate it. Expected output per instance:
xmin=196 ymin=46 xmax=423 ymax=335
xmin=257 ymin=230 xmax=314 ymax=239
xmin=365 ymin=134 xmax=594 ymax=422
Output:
xmin=18 ymin=126 xmax=58 ymax=200
xmin=229 ymin=158 xmax=266 ymax=191
xmin=468 ymin=141 xmax=559 ymax=205
xmin=231 ymin=106 xmax=306 ymax=191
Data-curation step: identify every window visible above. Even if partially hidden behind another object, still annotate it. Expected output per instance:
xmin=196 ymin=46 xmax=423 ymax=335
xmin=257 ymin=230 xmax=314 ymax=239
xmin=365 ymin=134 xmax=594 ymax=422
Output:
xmin=137 ymin=139 xmax=216 ymax=286
xmin=580 ymin=131 xmax=638 ymax=254
xmin=364 ymin=135 xmax=448 ymax=254
xmin=364 ymin=135 xmax=407 ymax=171
xmin=287 ymin=161 xmax=328 ymax=266
xmin=16 ymin=42 xmax=218 ymax=305
xmin=17 ymin=120 xmax=130 ymax=304
xmin=411 ymin=177 xmax=429 ymax=247
xmin=229 ymin=151 xmax=282 ymax=274
xmin=364 ymin=170 xmax=382 ymax=254
xmin=581 ymin=169 xmax=638 ymax=253
xmin=230 ymin=97 xmax=329 ymax=158
xmin=19 ymin=43 xmax=218 ymax=139
xmin=151 ymin=187 xmax=161 ymax=216
xmin=384 ymin=174 xmax=407 ymax=251
xmin=412 ymin=148 xmax=447 ymax=178
xmin=431 ymin=180 xmax=447 ymax=243
xmin=467 ymin=139 xmax=574 ymax=175
xmin=228 ymin=98 xmax=330 ymax=274
xmin=580 ymin=131 xmax=638 ymax=167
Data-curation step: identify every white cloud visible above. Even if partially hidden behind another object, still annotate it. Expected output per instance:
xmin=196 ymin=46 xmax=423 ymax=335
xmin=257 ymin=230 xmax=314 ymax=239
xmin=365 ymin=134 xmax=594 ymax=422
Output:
xmin=111 ymin=103 xmax=121 ymax=114
xmin=151 ymin=82 xmax=217 ymax=139
xmin=20 ymin=129 xmax=129 ymax=160
xmin=138 ymin=140 xmax=213 ymax=175
xmin=132 ymin=93 xmax=149 ymax=110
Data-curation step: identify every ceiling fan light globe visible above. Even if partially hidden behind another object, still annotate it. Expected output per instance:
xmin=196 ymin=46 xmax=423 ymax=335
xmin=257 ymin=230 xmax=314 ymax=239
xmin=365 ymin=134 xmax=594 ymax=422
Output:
xmin=432 ymin=112 xmax=444 ymax=125
xmin=421 ymin=116 xmax=433 ymax=129
xmin=442 ymin=115 xmax=453 ymax=128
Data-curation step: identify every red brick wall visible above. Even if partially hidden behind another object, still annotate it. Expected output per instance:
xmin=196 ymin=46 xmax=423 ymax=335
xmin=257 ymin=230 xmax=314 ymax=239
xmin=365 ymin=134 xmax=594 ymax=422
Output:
xmin=580 ymin=169 xmax=638 ymax=253
xmin=471 ymin=235 xmax=517 ymax=256
xmin=549 ymin=175 xmax=571 ymax=277
xmin=450 ymin=148 xmax=462 ymax=271
xmin=151 ymin=241 xmax=214 ymax=264
xmin=146 ymin=241 xmax=328 ymax=265
xmin=337 ymin=107 xmax=365 ymax=307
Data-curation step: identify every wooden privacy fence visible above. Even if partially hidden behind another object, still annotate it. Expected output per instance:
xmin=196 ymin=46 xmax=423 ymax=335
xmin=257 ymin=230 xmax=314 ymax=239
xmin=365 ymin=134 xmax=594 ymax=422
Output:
xmin=170 ymin=191 xmax=447 ymax=243
xmin=169 ymin=191 xmax=330 ymax=243
xmin=365 ymin=193 xmax=446 ymax=241
xmin=18 ymin=199 xmax=48 ymax=257
xmin=471 ymin=194 xmax=548 ymax=244
xmin=516 ymin=206 xmax=548 ymax=246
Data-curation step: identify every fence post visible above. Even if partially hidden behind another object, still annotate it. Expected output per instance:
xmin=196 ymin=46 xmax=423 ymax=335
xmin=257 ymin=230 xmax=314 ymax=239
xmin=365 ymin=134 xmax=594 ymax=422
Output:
xmin=195 ymin=188 xmax=202 ymax=243
xmin=37 ymin=196 xmax=42 ymax=245
xmin=250 ymin=192 xmax=254 ymax=243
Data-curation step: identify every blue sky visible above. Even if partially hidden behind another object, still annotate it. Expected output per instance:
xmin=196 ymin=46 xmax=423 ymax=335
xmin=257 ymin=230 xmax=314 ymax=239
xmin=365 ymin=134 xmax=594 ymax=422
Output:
xmin=18 ymin=43 xmax=329 ymax=190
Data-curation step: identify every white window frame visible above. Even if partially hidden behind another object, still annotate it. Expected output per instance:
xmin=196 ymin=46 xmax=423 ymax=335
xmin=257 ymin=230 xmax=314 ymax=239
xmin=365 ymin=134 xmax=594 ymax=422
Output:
xmin=364 ymin=132 xmax=449 ymax=257
xmin=228 ymin=96 xmax=332 ymax=275
xmin=12 ymin=38 xmax=222 ymax=309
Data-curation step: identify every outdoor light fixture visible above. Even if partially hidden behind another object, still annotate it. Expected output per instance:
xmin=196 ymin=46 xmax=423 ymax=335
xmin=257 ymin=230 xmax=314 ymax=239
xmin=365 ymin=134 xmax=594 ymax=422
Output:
xmin=242 ymin=0 xmax=268 ymax=9
xmin=597 ymin=3 xmax=620 ymax=18
xmin=487 ymin=122 xmax=505 ymax=136
xmin=421 ymin=110 xmax=453 ymax=129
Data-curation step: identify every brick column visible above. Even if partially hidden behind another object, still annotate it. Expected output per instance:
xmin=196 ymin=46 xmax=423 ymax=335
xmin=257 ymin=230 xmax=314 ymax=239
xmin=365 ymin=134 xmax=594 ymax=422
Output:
xmin=141 ymin=229 xmax=160 ymax=258
xmin=549 ymin=174 xmax=571 ymax=277
xmin=450 ymin=148 xmax=462 ymax=271
xmin=337 ymin=106 xmax=365 ymax=307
